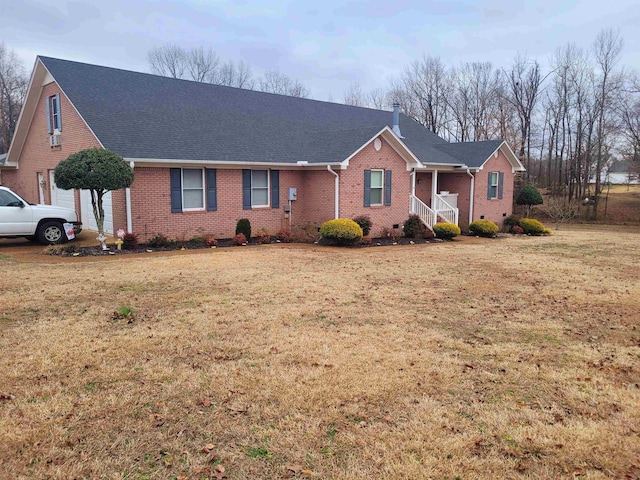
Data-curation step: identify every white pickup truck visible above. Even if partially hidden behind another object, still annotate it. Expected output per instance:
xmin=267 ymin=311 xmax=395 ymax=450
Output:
xmin=0 ymin=186 xmax=82 ymax=244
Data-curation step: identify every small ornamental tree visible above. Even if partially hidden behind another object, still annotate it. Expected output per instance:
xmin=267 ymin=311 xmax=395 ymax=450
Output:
xmin=54 ymin=148 xmax=134 ymax=250
xmin=515 ymin=185 xmax=543 ymax=217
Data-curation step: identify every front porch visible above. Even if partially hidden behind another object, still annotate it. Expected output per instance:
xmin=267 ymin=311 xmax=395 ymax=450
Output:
xmin=409 ymin=169 xmax=472 ymax=229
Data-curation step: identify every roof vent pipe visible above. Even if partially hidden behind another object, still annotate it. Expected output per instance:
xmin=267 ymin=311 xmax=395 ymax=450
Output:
xmin=392 ymin=103 xmax=403 ymax=138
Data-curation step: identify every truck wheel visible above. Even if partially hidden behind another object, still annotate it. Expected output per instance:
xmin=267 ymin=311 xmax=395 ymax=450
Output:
xmin=37 ymin=221 xmax=66 ymax=245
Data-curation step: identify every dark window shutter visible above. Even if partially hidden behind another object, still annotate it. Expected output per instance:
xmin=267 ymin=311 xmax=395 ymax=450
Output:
xmin=45 ymin=97 xmax=52 ymax=134
xmin=498 ymin=172 xmax=504 ymax=200
xmin=170 ymin=168 xmax=182 ymax=213
xmin=487 ymin=172 xmax=492 ymax=199
xmin=242 ymin=169 xmax=252 ymax=210
xmin=363 ymin=169 xmax=371 ymax=207
xmin=206 ymin=168 xmax=217 ymax=211
xmin=271 ymin=170 xmax=280 ymax=209
xmin=384 ymin=170 xmax=392 ymax=206
xmin=56 ymin=94 xmax=62 ymax=131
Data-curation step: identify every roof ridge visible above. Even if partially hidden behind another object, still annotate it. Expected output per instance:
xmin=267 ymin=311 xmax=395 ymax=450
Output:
xmin=37 ymin=56 xmax=395 ymax=113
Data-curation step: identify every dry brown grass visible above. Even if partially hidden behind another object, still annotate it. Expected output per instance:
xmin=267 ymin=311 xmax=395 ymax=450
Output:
xmin=1 ymin=228 xmax=640 ymax=479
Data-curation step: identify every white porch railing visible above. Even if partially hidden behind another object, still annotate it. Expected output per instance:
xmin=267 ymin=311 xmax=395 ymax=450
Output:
xmin=410 ymin=195 xmax=435 ymax=229
xmin=433 ymin=193 xmax=459 ymax=226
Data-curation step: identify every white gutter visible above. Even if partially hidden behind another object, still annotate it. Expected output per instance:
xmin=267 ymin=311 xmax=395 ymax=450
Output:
xmin=126 ymin=161 xmax=134 ymax=233
xmin=466 ymin=168 xmax=475 ymax=226
xmin=327 ymin=165 xmax=339 ymax=219
xmin=125 ymin=157 xmax=342 ymax=169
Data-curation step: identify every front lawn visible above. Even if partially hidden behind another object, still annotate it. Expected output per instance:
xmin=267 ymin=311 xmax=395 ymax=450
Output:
xmin=1 ymin=226 xmax=639 ymax=479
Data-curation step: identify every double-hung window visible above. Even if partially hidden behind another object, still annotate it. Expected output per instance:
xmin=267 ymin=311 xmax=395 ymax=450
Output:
xmin=370 ymin=169 xmax=384 ymax=206
xmin=488 ymin=172 xmax=499 ymax=199
xmin=251 ymin=170 xmax=269 ymax=207
xmin=47 ymin=94 xmax=62 ymax=133
xmin=182 ymin=168 xmax=205 ymax=210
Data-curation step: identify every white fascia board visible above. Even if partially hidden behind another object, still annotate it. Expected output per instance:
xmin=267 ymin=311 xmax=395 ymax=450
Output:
xmin=477 ymin=141 xmax=526 ymax=172
xmin=125 ymin=158 xmax=342 ymax=169
xmin=340 ymin=126 xmax=424 ymax=171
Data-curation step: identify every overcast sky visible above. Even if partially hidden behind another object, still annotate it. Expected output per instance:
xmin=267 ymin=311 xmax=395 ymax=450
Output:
xmin=2 ymin=0 xmax=639 ymax=101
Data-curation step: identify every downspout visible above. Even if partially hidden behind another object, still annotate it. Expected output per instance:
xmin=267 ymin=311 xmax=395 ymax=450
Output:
xmin=126 ymin=161 xmax=134 ymax=233
xmin=466 ymin=168 xmax=474 ymax=226
xmin=410 ymin=169 xmax=416 ymax=197
xmin=327 ymin=165 xmax=339 ymax=219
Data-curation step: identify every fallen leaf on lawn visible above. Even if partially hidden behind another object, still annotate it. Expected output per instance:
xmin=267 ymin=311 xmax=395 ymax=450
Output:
xmin=201 ymin=398 xmax=212 ymax=407
xmin=227 ymin=403 xmax=248 ymax=414
xmin=202 ymin=443 xmax=215 ymax=453
xmin=0 ymin=393 xmax=14 ymax=401
xmin=270 ymin=347 xmax=279 ymax=354
xmin=301 ymin=469 xmax=314 ymax=475
xmin=176 ymin=474 xmax=188 ymax=480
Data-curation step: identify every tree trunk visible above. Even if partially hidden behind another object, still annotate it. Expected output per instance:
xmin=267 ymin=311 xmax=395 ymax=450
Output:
xmin=90 ymin=189 xmax=108 ymax=250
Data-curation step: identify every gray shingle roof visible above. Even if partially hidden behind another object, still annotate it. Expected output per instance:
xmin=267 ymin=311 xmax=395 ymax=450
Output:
xmin=434 ymin=140 xmax=503 ymax=168
xmin=39 ymin=56 xmax=499 ymax=167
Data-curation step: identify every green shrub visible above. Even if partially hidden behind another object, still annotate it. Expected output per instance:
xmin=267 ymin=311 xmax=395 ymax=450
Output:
xmin=319 ymin=218 xmax=363 ymax=246
xmin=186 ymin=236 xmax=206 ymax=248
xmin=352 ymin=215 xmax=373 ymax=236
xmin=469 ymin=220 xmax=499 ymax=237
xmin=543 ymin=227 xmax=553 ymax=235
xmin=236 ymin=218 xmax=251 ymax=240
xmin=433 ymin=222 xmax=461 ymax=240
xmin=403 ymin=214 xmax=430 ymax=238
xmin=516 ymin=185 xmax=543 ymax=216
xmin=519 ymin=218 xmax=545 ymax=235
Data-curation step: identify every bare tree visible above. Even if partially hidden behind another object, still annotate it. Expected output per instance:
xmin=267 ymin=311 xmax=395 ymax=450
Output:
xmin=505 ymin=55 xmax=543 ymax=179
xmin=0 ymin=43 xmax=27 ymax=153
xmin=148 ymin=44 xmax=187 ymax=79
xmin=368 ymin=88 xmax=389 ymax=110
xmin=259 ymin=70 xmax=309 ymax=98
xmin=591 ymin=28 xmax=623 ymax=218
xmin=400 ymin=56 xmax=452 ymax=135
xmin=343 ymin=81 xmax=368 ymax=107
xmin=618 ymin=71 xmax=640 ymax=174
xmin=186 ymin=47 xmax=220 ymax=83
xmin=148 ymin=45 xmax=255 ymax=89
xmin=218 ymin=60 xmax=255 ymax=89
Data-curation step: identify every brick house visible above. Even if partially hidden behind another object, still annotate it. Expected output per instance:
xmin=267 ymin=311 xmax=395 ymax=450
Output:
xmin=1 ymin=57 xmax=524 ymax=240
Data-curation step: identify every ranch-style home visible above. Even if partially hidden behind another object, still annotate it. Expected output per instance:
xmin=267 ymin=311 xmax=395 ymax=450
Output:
xmin=1 ymin=56 xmax=524 ymax=240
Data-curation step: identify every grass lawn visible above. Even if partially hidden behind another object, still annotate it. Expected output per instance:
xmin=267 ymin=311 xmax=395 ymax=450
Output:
xmin=1 ymin=227 xmax=639 ymax=479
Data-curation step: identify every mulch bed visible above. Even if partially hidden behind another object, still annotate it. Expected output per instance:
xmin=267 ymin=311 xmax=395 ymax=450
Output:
xmin=44 ymin=235 xmax=455 ymax=257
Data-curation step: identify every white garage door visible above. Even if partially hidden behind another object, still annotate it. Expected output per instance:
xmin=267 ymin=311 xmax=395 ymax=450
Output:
xmin=81 ymin=189 xmax=113 ymax=235
xmin=49 ymin=171 xmax=75 ymax=211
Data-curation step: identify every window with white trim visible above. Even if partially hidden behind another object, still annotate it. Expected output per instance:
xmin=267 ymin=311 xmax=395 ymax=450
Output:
xmin=182 ymin=168 xmax=205 ymax=210
xmin=370 ymin=169 xmax=384 ymax=206
xmin=488 ymin=171 xmax=499 ymax=199
xmin=49 ymin=95 xmax=61 ymax=132
xmin=251 ymin=169 xmax=269 ymax=207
